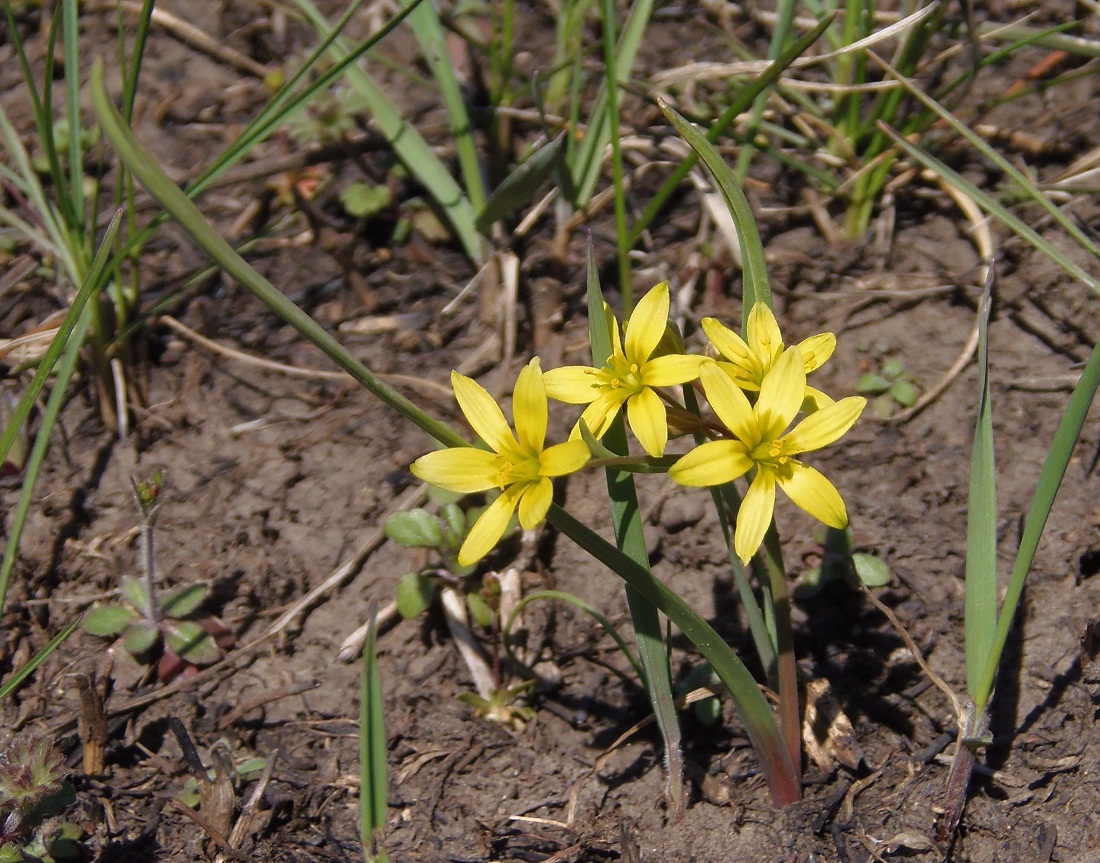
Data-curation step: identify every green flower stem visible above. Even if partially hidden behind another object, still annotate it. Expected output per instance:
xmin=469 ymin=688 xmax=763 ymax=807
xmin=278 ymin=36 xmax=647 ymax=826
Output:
xmin=547 ymin=503 xmax=799 ymax=805
xmin=91 ymin=61 xmax=468 ymax=451
xmin=762 ymin=524 xmax=800 ymax=781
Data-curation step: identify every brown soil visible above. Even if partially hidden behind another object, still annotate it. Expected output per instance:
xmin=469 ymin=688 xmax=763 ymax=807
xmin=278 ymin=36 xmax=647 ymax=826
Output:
xmin=3 ymin=2 xmax=1100 ymax=861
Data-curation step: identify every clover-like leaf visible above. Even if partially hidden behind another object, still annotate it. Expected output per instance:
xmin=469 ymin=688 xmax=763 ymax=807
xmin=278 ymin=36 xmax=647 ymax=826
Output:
xmin=385 ymin=509 xmax=444 ymax=549
xmin=121 ymin=575 xmax=151 ymax=615
xmin=465 ymin=592 xmax=493 ymax=629
xmin=395 ymin=572 xmax=435 ymax=619
xmin=122 ymin=621 xmax=160 ymax=655
xmin=852 ymin=553 xmax=891 ymax=587
xmin=82 ymin=605 xmax=138 ymax=637
xmin=164 ymin=621 xmax=220 ymax=665
xmin=161 ymin=583 xmax=209 ymax=618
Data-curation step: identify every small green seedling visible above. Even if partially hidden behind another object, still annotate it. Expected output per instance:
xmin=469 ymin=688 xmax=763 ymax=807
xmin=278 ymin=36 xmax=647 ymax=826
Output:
xmin=794 ymin=525 xmax=892 ymax=600
xmin=0 ymin=734 xmax=81 ymax=863
xmin=457 ymin=680 xmax=537 ymax=731
xmin=856 ymin=357 xmax=918 ymax=418
xmin=82 ymin=473 xmax=228 ymax=681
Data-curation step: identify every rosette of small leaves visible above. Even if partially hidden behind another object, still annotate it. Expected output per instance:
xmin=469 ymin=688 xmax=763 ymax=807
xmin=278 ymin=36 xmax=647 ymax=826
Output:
xmin=81 ymin=575 xmax=221 ymax=667
xmin=856 ymin=357 xmax=918 ymax=418
xmin=0 ymin=735 xmax=80 ymax=863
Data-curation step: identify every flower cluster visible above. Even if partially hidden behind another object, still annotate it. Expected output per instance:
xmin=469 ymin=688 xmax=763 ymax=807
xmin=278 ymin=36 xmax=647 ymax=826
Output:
xmin=412 ymin=283 xmax=865 ymax=566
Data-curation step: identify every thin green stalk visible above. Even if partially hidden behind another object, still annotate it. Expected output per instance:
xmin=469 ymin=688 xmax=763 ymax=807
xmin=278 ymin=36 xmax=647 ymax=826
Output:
xmin=502 ymin=590 xmax=644 ymax=683
xmin=62 ymin=0 xmax=85 ymax=231
xmin=92 ymin=63 xmax=468 ymax=450
xmin=585 ymin=248 xmax=683 ymax=813
xmin=762 ymin=526 xmax=800 ymax=779
xmin=547 ymin=504 xmax=799 ymax=805
xmin=600 ymin=0 xmax=631 ymax=308
xmin=360 ymin=604 xmax=389 ymax=863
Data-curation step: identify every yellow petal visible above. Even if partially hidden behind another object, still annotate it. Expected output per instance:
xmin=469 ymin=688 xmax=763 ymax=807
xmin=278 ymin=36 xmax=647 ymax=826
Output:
xmin=702 ymin=317 xmax=761 ymax=383
xmin=540 ymin=439 xmax=590 ymax=476
xmin=755 ymin=347 xmax=806 ymax=441
xmin=624 ymin=282 xmax=669 ymax=365
xmin=452 ymin=371 xmax=514 ymax=453
xmin=518 ymin=477 xmax=553 ymax=529
xmin=777 ymin=462 xmax=847 ymax=528
xmin=642 ymin=353 xmax=706 ymax=387
xmin=735 ymin=468 xmax=776 ymax=564
xmin=783 ymin=396 xmax=865 ymax=454
xmin=797 ymin=332 xmax=836 ymax=372
xmin=669 ymin=440 xmax=752 ymax=487
xmin=411 ymin=447 xmax=500 ymax=493
xmin=699 ymin=362 xmax=757 ymax=446
xmin=802 ymin=385 xmax=834 ymax=413
xmin=513 ymin=358 xmax=548 ymax=454
xmin=716 ymin=360 xmax=760 ymax=392
xmin=746 ymin=302 xmax=784 ymax=366
xmin=572 ymin=391 xmax=628 ymax=441
xmin=626 ymin=386 xmax=668 ymax=457
xmin=458 ymin=485 xmax=524 ymax=565
xmin=543 ymin=366 xmax=603 ymax=404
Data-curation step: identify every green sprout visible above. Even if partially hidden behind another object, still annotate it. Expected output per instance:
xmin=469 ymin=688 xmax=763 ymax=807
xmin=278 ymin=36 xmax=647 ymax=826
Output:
xmin=81 ymin=472 xmax=227 ymax=681
xmin=0 ymin=734 xmax=81 ymax=863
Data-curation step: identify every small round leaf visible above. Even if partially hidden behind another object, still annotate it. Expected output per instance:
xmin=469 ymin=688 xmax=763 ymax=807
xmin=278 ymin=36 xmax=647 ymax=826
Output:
xmin=82 ymin=606 xmax=137 ymax=636
xmin=385 ymin=509 xmax=443 ymax=548
xmin=123 ymin=621 xmax=160 ymax=655
xmin=396 ymin=572 xmax=435 ymax=619
xmin=852 ymin=553 xmax=891 ymax=587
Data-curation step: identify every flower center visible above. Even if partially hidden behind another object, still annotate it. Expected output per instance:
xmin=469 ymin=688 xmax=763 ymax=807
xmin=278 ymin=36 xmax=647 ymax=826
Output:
xmin=751 ymin=438 xmax=792 ymax=468
xmin=496 ymin=455 xmax=540 ymax=489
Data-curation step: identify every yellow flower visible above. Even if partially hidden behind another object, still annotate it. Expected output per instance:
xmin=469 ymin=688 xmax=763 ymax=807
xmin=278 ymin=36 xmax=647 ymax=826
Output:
xmin=411 ymin=359 xmax=590 ymax=566
xmin=703 ymin=302 xmax=835 ymax=409
xmin=669 ymin=349 xmax=865 ymax=564
xmin=542 ymin=282 xmax=705 ymax=457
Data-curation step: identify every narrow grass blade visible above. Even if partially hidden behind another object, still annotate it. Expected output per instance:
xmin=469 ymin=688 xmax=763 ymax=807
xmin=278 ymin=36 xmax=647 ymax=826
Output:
xmin=585 ymin=248 xmax=683 ymax=812
xmin=91 ymin=62 xmax=468 ymax=450
xmin=502 ymin=590 xmax=643 ymax=682
xmin=400 ymin=0 xmax=486 ymax=213
xmin=62 ymin=0 xmax=85 ymax=227
xmin=476 ymin=133 xmax=564 ymax=233
xmin=600 ymin=0 xmax=632 ymax=306
xmin=0 ymin=619 xmax=80 ymax=701
xmin=877 ymin=122 xmax=1100 ymax=296
xmin=546 ymin=503 xmax=799 ymax=805
xmin=292 ymin=0 xmax=485 ymax=264
xmin=659 ymin=101 xmax=772 ymax=319
xmin=964 ymin=276 xmax=997 ymax=698
xmin=571 ymin=0 xmax=654 ymax=207
xmin=359 ymin=603 xmax=389 ymax=863
xmin=973 ymin=332 xmax=1100 ymax=716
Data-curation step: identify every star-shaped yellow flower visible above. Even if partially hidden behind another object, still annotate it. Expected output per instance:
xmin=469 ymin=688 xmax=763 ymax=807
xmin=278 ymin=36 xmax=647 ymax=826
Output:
xmin=542 ymin=282 xmax=704 ymax=457
xmin=669 ymin=348 xmax=865 ymax=564
xmin=703 ymin=302 xmax=835 ymax=409
xmin=411 ymin=359 xmax=590 ymax=565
